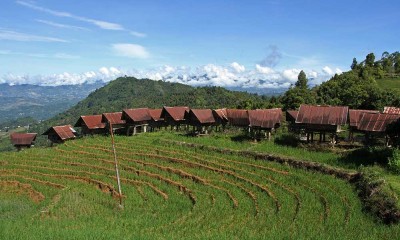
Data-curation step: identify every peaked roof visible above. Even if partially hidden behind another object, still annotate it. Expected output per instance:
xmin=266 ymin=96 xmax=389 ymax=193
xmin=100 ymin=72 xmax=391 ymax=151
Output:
xmin=286 ymin=110 xmax=299 ymax=121
xmin=161 ymin=106 xmax=190 ymax=121
xmin=122 ymin=108 xmax=152 ymax=122
xmin=102 ymin=112 xmax=126 ymax=125
xmin=74 ymin=115 xmax=105 ymax=129
xmin=43 ymin=125 xmax=76 ymax=140
xmin=383 ymin=107 xmax=400 ymax=115
xmin=296 ymin=105 xmax=349 ymax=126
xmin=348 ymin=109 xmax=379 ymax=128
xmin=148 ymin=109 xmax=163 ymax=121
xmin=248 ymin=108 xmax=282 ymax=129
xmin=213 ymin=108 xmax=228 ymax=121
xmin=10 ymin=133 xmax=37 ymax=146
xmin=358 ymin=113 xmax=400 ymax=132
xmin=189 ymin=109 xmax=215 ymax=124
xmin=226 ymin=109 xmax=249 ymax=127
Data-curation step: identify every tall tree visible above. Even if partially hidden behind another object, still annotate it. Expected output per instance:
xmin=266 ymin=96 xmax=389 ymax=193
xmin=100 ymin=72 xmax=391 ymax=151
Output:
xmin=295 ymin=70 xmax=308 ymax=89
xmin=365 ymin=53 xmax=375 ymax=67
xmin=351 ymin=58 xmax=358 ymax=70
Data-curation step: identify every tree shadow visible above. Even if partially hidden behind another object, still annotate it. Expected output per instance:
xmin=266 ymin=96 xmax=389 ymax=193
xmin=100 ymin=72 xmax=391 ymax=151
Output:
xmin=338 ymin=147 xmax=392 ymax=167
xmin=274 ymin=133 xmax=299 ymax=147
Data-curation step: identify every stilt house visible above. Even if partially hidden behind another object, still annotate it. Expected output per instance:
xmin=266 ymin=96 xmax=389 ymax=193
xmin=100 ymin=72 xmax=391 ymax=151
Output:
xmin=226 ymin=109 xmax=249 ymax=128
xmin=122 ymin=108 xmax=152 ymax=135
xmin=42 ymin=125 xmax=77 ymax=144
xmin=148 ymin=109 xmax=166 ymax=131
xmin=102 ymin=112 xmax=126 ymax=133
xmin=74 ymin=115 xmax=106 ymax=135
xmin=348 ymin=109 xmax=379 ymax=141
xmin=212 ymin=108 xmax=229 ymax=131
xmin=10 ymin=132 xmax=37 ymax=150
xmin=248 ymin=108 xmax=282 ymax=140
xmin=160 ymin=106 xmax=190 ymax=130
xmin=357 ymin=112 xmax=400 ymax=145
xmin=185 ymin=109 xmax=216 ymax=134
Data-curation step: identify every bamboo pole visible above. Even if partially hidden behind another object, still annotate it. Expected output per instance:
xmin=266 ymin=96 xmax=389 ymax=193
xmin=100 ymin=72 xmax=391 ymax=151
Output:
xmin=109 ymin=122 xmax=123 ymax=208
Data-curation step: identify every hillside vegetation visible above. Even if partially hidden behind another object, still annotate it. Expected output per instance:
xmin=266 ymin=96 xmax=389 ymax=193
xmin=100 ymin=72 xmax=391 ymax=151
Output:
xmin=1 ymin=133 xmax=400 ymax=239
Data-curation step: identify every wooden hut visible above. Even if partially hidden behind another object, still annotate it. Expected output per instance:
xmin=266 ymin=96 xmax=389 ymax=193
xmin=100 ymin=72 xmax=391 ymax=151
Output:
xmin=185 ymin=109 xmax=216 ymax=134
xmin=226 ymin=109 xmax=249 ymax=128
xmin=294 ymin=105 xmax=349 ymax=143
xmin=348 ymin=109 xmax=379 ymax=142
xmin=102 ymin=112 xmax=126 ymax=134
xmin=74 ymin=115 xmax=106 ymax=135
xmin=122 ymin=108 xmax=152 ymax=135
xmin=248 ymin=108 xmax=282 ymax=140
xmin=148 ymin=109 xmax=166 ymax=131
xmin=286 ymin=110 xmax=299 ymax=132
xmin=383 ymin=107 xmax=400 ymax=115
xmin=42 ymin=125 xmax=76 ymax=144
xmin=9 ymin=132 xmax=37 ymax=150
xmin=357 ymin=112 xmax=400 ymax=145
xmin=160 ymin=106 xmax=190 ymax=130
xmin=212 ymin=108 xmax=229 ymax=131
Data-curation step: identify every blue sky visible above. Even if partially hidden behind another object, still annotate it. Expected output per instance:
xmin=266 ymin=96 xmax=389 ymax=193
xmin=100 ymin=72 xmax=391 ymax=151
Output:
xmin=0 ymin=0 xmax=399 ymax=88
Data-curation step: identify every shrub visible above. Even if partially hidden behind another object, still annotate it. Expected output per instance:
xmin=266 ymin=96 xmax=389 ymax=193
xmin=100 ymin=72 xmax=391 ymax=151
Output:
xmin=388 ymin=148 xmax=400 ymax=173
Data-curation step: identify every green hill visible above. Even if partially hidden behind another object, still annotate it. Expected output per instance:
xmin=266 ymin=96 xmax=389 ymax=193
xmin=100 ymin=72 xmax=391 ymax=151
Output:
xmin=377 ymin=76 xmax=400 ymax=91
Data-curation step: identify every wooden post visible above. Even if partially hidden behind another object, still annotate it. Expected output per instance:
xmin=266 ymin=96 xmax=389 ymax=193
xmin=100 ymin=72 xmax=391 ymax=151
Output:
xmin=109 ymin=123 xmax=123 ymax=208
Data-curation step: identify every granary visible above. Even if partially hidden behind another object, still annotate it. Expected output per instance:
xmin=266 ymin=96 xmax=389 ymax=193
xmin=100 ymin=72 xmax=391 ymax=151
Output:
xmin=212 ymin=108 xmax=229 ymax=131
xmin=226 ymin=109 xmax=249 ymax=128
xmin=248 ymin=108 xmax=282 ymax=140
xmin=294 ymin=105 xmax=349 ymax=143
xmin=160 ymin=106 xmax=190 ymax=130
xmin=357 ymin=112 xmax=400 ymax=145
xmin=148 ymin=109 xmax=166 ymax=131
xmin=42 ymin=125 xmax=77 ymax=144
xmin=102 ymin=112 xmax=126 ymax=133
xmin=9 ymin=132 xmax=37 ymax=150
xmin=122 ymin=108 xmax=152 ymax=135
xmin=383 ymin=107 xmax=400 ymax=115
xmin=348 ymin=109 xmax=379 ymax=142
xmin=185 ymin=109 xmax=216 ymax=134
xmin=74 ymin=115 xmax=106 ymax=135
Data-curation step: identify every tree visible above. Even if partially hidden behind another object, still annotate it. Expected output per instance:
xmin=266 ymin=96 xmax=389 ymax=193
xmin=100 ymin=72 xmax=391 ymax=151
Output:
xmin=351 ymin=58 xmax=358 ymax=70
xmin=365 ymin=53 xmax=375 ymax=67
xmin=295 ymin=70 xmax=308 ymax=89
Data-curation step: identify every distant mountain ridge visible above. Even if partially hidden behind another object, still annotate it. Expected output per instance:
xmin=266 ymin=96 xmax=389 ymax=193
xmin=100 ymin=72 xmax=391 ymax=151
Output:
xmin=0 ymin=81 xmax=106 ymax=123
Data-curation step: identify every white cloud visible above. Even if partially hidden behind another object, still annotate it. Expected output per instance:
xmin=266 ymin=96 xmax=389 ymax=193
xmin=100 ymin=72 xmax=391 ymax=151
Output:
xmin=112 ymin=43 xmax=150 ymax=59
xmin=0 ymin=29 xmax=67 ymax=42
xmin=18 ymin=1 xmax=145 ymax=35
xmin=36 ymin=19 xmax=89 ymax=31
xmin=231 ymin=62 xmax=245 ymax=73
xmin=0 ymin=64 xmax=342 ymax=89
xmin=322 ymin=66 xmax=334 ymax=75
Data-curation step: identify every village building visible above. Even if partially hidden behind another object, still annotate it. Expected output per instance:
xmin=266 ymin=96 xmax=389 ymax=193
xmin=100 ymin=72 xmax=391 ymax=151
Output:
xmin=42 ymin=125 xmax=77 ymax=144
xmin=383 ymin=106 xmax=400 ymax=115
xmin=122 ymin=108 xmax=152 ymax=135
xmin=148 ymin=109 xmax=166 ymax=131
xmin=348 ymin=109 xmax=379 ymax=142
xmin=294 ymin=105 xmax=349 ymax=143
xmin=74 ymin=115 xmax=106 ymax=135
xmin=185 ymin=109 xmax=216 ymax=134
xmin=226 ymin=109 xmax=250 ymax=129
xmin=9 ymin=132 xmax=37 ymax=150
xmin=248 ymin=108 xmax=282 ymax=140
xmin=102 ymin=112 xmax=126 ymax=134
xmin=357 ymin=112 xmax=400 ymax=146
xmin=286 ymin=110 xmax=299 ymax=132
xmin=212 ymin=108 xmax=229 ymax=131
xmin=160 ymin=106 xmax=190 ymax=130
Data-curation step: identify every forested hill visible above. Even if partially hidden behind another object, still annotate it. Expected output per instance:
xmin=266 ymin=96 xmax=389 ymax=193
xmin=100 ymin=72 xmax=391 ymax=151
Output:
xmin=38 ymin=77 xmax=269 ymax=127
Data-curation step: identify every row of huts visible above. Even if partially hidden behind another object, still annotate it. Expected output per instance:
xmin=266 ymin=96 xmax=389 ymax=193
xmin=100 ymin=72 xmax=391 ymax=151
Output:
xmin=9 ymin=105 xmax=400 ymax=149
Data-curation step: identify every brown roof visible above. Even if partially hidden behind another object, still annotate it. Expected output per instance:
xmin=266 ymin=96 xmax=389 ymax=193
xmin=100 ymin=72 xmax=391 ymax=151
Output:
xmin=122 ymin=108 xmax=152 ymax=123
xmin=358 ymin=113 xmax=400 ymax=132
xmin=161 ymin=106 xmax=190 ymax=121
xmin=74 ymin=115 xmax=106 ymax=129
xmin=213 ymin=108 xmax=228 ymax=121
xmin=383 ymin=107 xmax=400 ymax=115
xmin=348 ymin=109 xmax=379 ymax=128
xmin=10 ymin=133 xmax=37 ymax=146
xmin=296 ymin=105 xmax=349 ymax=126
xmin=43 ymin=125 xmax=76 ymax=140
xmin=286 ymin=110 xmax=299 ymax=121
xmin=102 ymin=112 xmax=126 ymax=125
xmin=226 ymin=109 xmax=249 ymax=127
xmin=149 ymin=109 xmax=163 ymax=121
xmin=188 ymin=109 xmax=215 ymax=124
xmin=248 ymin=108 xmax=282 ymax=129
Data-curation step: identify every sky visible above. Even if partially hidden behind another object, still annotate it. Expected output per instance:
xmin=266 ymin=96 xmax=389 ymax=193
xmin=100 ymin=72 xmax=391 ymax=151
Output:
xmin=0 ymin=0 xmax=399 ymax=89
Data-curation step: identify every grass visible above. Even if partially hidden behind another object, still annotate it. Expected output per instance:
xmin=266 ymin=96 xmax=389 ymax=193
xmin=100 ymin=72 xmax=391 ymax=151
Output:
xmin=376 ymin=76 xmax=400 ymax=91
xmin=1 ymin=132 xmax=400 ymax=239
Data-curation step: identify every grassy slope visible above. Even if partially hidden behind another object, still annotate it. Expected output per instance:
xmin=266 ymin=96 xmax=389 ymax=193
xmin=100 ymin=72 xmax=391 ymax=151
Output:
xmin=1 ymin=133 xmax=400 ymax=239
xmin=376 ymin=76 xmax=400 ymax=91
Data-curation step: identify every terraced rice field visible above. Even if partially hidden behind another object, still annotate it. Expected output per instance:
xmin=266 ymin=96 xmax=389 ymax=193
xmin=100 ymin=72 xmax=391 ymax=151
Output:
xmin=1 ymin=134 xmax=399 ymax=239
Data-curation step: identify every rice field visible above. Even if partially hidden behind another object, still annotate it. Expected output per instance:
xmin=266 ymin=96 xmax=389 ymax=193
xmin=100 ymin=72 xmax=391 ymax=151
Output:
xmin=0 ymin=133 xmax=399 ymax=239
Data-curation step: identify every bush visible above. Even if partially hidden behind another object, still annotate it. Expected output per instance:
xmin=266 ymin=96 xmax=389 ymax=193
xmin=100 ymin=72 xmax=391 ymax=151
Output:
xmin=388 ymin=149 xmax=400 ymax=173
